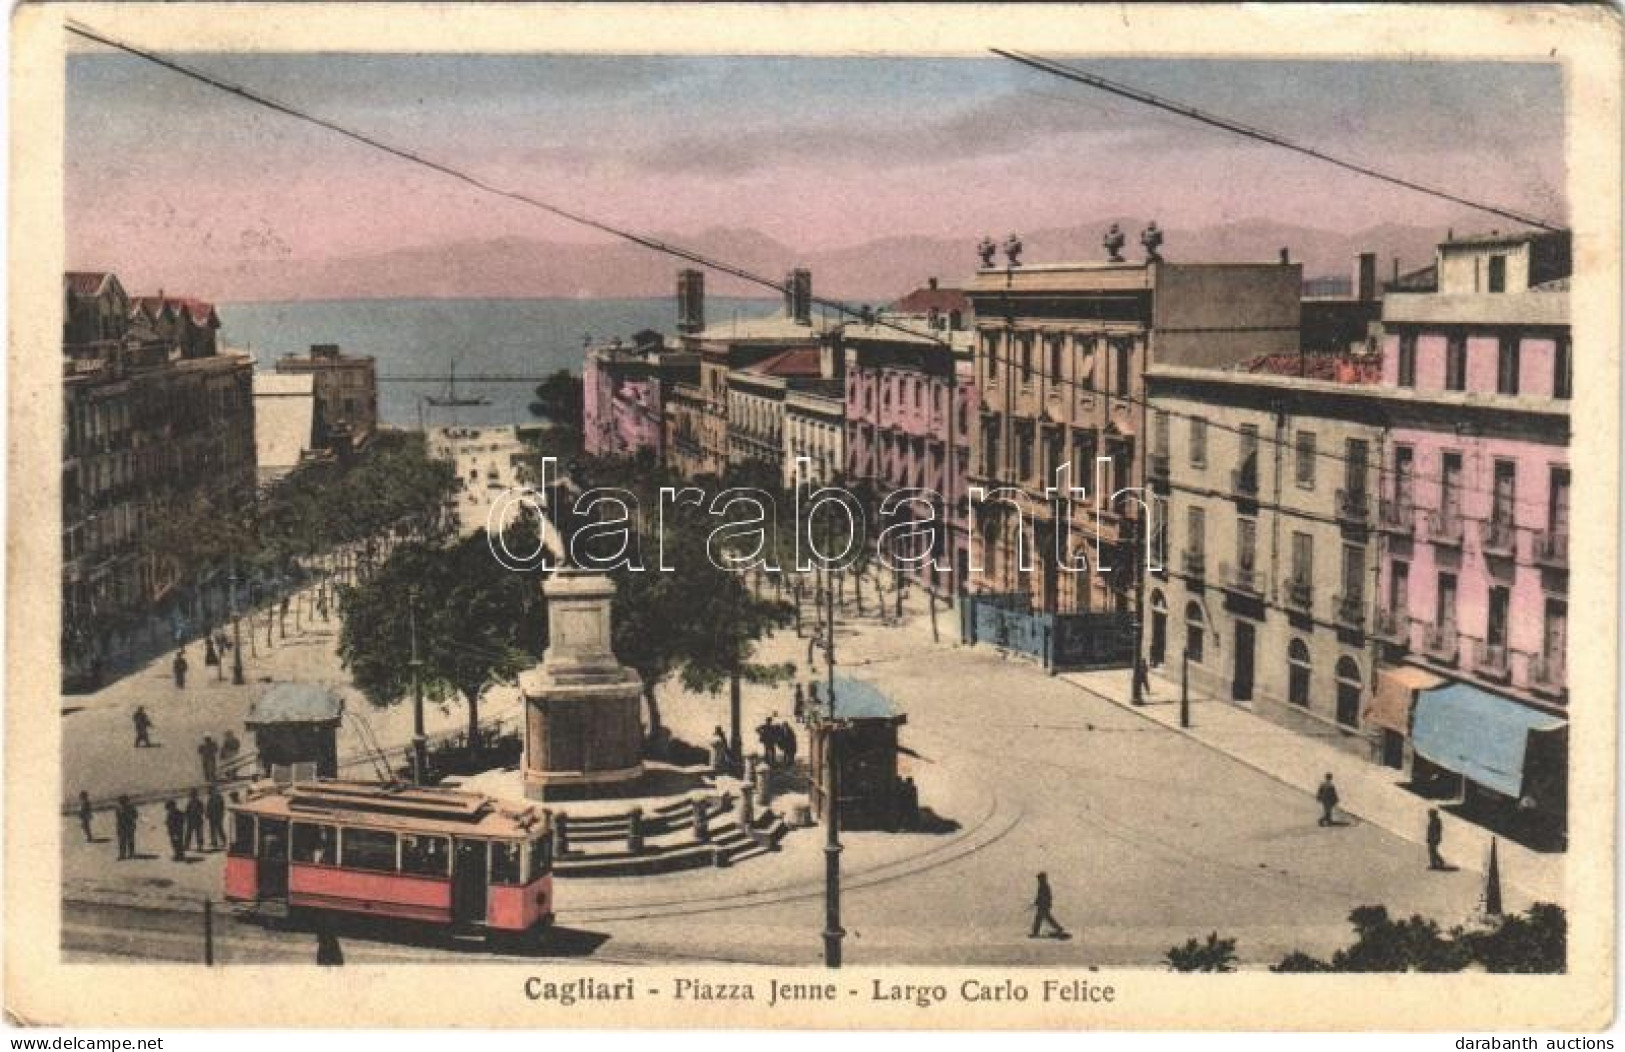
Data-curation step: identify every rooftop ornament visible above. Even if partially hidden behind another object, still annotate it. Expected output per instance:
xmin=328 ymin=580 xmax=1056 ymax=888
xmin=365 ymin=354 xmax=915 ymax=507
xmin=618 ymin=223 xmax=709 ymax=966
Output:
xmin=1141 ymin=221 xmax=1165 ymax=263
xmin=1103 ymin=223 xmax=1127 ymax=263
xmin=1003 ymin=234 xmax=1025 ymax=268
xmin=977 ymin=236 xmax=998 ymax=269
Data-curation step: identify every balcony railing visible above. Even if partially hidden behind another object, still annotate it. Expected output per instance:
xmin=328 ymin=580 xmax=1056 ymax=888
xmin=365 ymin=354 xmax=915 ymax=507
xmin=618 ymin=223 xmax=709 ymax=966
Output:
xmin=1332 ymin=593 xmax=1365 ymax=630
xmin=1481 ymin=518 xmax=1516 ymax=559
xmin=1422 ymin=622 xmax=1460 ymax=665
xmin=1528 ymin=653 xmax=1567 ymax=696
xmin=1284 ymin=577 xmax=1313 ymax=611
xmin=1378 ymin=496 xmax=1415 ymax=534
xmin=1372 ymin=606 xmax=1408 ymax=646
xmin=1429 ymin=510 xmax=1465 ymax=547
xmin=1231 ymin=462 xmax=1260 ymax=498
xmin=1533 ymin=528 xmax=1568 ymax=569
xmin=1219 ymin=560 xmax=1261 ymax=596
xmin=1181 ymin=548 xmax=1207 ymax=580
xmin=1474 ymin=640 xmax=1511 ymax=680
xmin=1336 ymin=487 xmax=1370 ymax=524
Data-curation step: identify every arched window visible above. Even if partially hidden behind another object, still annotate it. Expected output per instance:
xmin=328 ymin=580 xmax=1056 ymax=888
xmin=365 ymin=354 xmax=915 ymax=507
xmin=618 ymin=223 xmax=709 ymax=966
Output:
xmin=1185 ymin=602 xmax=1205 ymax=664
xmin=1335 ymin=656 xmax=1362 ymax=727
xmin=1288 ymin=638 xmax=1311 ymax=707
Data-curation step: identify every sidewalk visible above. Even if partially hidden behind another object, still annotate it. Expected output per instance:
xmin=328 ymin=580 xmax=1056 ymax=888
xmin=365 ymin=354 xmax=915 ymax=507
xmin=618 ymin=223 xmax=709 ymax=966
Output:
xmin=1058 ymin=665 xmax=1564 ymax=904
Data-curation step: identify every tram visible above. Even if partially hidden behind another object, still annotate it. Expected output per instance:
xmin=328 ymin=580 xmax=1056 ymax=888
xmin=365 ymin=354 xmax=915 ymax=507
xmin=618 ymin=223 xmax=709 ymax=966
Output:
xmin=225 ymin=779 xmax=554 ymax=945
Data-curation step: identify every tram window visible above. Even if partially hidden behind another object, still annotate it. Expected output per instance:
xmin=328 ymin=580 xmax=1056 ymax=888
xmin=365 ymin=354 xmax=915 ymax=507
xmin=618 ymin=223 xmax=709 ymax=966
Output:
xmin=291 ymin=823 xmax=338 ymax=866
xmin=527 ymin=835 xmax=551 ymax=882
xmin=401 ymin=835 xmax=449 ymax=877
xmin=341 ymin=828 xmax=398 ymax=873
xmin=229 ymin=814 xmax=256 ymax=857
xmin=490 ymin=841 xmax=522 ymax=885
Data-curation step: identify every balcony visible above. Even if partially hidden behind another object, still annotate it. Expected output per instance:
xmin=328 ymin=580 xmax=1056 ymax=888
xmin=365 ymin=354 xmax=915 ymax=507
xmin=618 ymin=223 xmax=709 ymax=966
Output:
xmin=1283 ymin=577 xmax=1313 ymax=612
xmin=1181 ymin=548 xmax=1207 ymax=580
xmin=1473 ymin=640 xmax=1511 ymax=681
xmin=1231 ymin=462 xmax=1260 ymax=499
xmin=1219 ymin=560 xmax=1261 ymax=596
xmin=1481 ymin=518 xmax=1516 ymax=559
xmin=1335 ymin=487 xmax=1371 ymax=525
xmin=1421 ymin=622 xmax=1460 ymax=665
xmin=1533 ymin=528 xmax=1568 ymax=569
xmin=1372 ymin=606 xmax=1409 ymax=646
xmin=1377 ymin=497 xmax=1415 ymax=535
xmin=1528 ymin=653 xmax=1567 ymax=697
xmin=1332 ymin=593 xmax=1365 ymax=631
xmin=1429 ymin=510 xmax=1465 ymax=548
xmin=1148 ymin=453 xmax=1170 ymax=481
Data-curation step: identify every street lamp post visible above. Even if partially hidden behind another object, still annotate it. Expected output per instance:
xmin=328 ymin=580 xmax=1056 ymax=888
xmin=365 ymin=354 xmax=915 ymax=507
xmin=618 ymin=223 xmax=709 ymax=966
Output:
xmin=821 ymin=567 xmax=844 ymax=969
xmin=409 ymin=589 xmax=427 ymax=785
xmin=230 ymin=565 xmax=245 ymax=686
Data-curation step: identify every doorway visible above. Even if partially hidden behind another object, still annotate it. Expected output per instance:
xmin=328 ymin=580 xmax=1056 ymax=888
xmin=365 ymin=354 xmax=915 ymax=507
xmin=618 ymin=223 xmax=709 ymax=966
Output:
xmin=1232 ymin=621 xmax=1255 ymax=702
xmin=452 ymin=839 xmax=489 ymax=928
xmin=1150 ymin=610 xmax=1167 ymax=667
xmin=258 ymin=818 xmax=288 ymax=900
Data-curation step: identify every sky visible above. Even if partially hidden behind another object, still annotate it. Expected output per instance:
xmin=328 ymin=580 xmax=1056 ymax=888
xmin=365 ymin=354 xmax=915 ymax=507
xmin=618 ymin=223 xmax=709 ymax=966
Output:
xmin=65 ymin=51 xmax=1567 ymax=292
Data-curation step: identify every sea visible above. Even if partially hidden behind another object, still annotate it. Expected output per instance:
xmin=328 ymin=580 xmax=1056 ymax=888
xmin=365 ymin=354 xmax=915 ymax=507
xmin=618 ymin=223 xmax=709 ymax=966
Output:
xmin=219 ymin=297 xmax=782 ymax=429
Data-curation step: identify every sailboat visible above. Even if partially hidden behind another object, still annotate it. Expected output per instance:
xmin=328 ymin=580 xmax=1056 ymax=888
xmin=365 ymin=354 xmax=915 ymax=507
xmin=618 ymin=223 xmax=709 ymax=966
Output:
xmin=424 ymin=358 xmax=491 ymax=407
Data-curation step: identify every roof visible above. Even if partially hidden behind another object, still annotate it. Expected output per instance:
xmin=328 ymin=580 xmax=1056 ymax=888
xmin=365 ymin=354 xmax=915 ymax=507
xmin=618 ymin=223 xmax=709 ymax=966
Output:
xmin=130 ymin=294 xmax=220 ymax=328
xmin=254 ymin=372 xmax=316 ymax=396
xmin=810 ymin=675 xmax=903 ymax=721
xmin=1237 ymin=353 xmax=1382 ymax=385
xmin=1384 ymin=263 xmax=1438 ymax=293
xmin=889 ymin=284 xmax=971 ymax=316
xmin=247 ymin=683 xmax=345 ymax=725
xmin=694 ymin=312 xmax=834 ymax=343
xmin=232 ymin=779 xmax=548 ymax=839
xmin=65 ymin=271 xmax=116 ymax=297
xmin=745 ymin=346 xmax=823 ymax=379
xmin=1441 ymin=229 xmax=1569 ymax=249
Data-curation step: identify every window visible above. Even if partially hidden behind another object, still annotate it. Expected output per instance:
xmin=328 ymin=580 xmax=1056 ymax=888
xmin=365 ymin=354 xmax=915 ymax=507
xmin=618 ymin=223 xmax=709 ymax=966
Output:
xmin=1295 ymin=431 xmax=1316 ymax=488
xmin=1238 ymin=516 xmax=1257 ymax=571
xmin=1488 ymin=254 xmax=1507 ymax=293
xmin=1394 ymin=445 xmax=1415 ymax=505
xmin=1048 ymin=335 xmax=1063 ymax=381
xmin=1341 ymin=544 xmax=1365 ymax=607
xmin=1185 ymin=602 xmax=1205 ymax=664
xmin=1044 ymin=430 xmax=1065 ymax=487
xmin=1071 ymin=431 xmax=1096 ymax=486
xmin=1152 ymin=496 xmax=1169 ymax=567
xmin=401 ymin=834 xmax=449 ymax=877
xmin=490 ymin=841 xmax=523 ymax=885
xmin=984 ymin=333 xmax=999 ymax=381
xmin=229 ymin=814 xmax=256 ymax=857
xmin=1445 ymin=334 xmax=1467 ymax=391
xmin=1497 ymin=336 xmax=1520 ymax=395
xmin=982 ymin=418 xmax=1000 ymax=476
xmin=1436 ymin=571 xmax=1458 ymax=629
xmin=1397 ymin=333 xmax=1417 ymax=387
xmin=1288 ymin=639 xmax=1311 ymax=707
xmin=1335 ymin=657 xmax=1362 ymax=728
xmin=528 ymin=835 xmax=552 ymax=882
xmin=1390 ymin=560 xmax=1410 ymax=614
xmin=1114 ymin=339 xmax=1133 ymax=396
xmin=1554 ymin=336 xmax=1572 ymax=399
xmin=291 ymin=822 xmax=338 ymax=866
xmin=1291 ymin=531 xmax=1313 ymax=584
xmin=1189 ymin=418 xmax=1207 ymax=467
xmin=341 ymin=828 xmax=398 ymax=872
xmin=1486 ymin=586 xmax=1510 ymax=649
xmin=1077 ymin=337 xmax=1097 ymax=391
xmin=1154 ymin=411 xmax=1170 ymax=457
xmin=1187 ymin=505 xmax=1206 ymax=558
xmin=1491 ymin=460 xmax=1516 ymax=532
xmin=1019 ymin=333 xmax=1034 ymax=386
xmin=1441 ymin=452 xmax=1463 ymax=520
xmin=1549 ymin=466 xmax=1570 ymax=537
xmin=1016 ymin=424 xmax=1034 ymax=481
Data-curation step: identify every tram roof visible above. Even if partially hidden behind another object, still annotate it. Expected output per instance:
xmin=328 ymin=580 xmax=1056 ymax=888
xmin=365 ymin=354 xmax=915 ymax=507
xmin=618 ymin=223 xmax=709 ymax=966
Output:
xmin=232 ymin=779 xmax=549 ymax=839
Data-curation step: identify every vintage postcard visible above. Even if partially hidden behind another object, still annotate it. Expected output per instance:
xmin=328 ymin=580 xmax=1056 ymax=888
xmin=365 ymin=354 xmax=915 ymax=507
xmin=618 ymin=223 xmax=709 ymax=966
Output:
xmin=6 ymin=1 xmax=1621 ymax=1032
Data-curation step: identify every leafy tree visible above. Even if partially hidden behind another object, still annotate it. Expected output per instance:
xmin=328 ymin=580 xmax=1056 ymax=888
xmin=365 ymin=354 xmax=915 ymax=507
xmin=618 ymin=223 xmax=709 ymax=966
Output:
xmin=528 ymin=369 xmax=584 ymax=433
xmin=1460 ymin=903 xmax=1566 ymax=973
xmin=1164 ymin=932 xmax=1239 ymax=972
xmin=337 ymin=520 xmax=548 ymax=755
xmin=1330 ymin=905 xmax=1466 ymax=973
xmin=1273 ymin=903 xmax=1565 ymax=974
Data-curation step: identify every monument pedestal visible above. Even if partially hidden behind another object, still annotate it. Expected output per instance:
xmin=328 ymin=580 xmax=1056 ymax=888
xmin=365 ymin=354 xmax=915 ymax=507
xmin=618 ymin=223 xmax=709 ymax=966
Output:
xmin=522 ymin=569 xmax=646 ymax=802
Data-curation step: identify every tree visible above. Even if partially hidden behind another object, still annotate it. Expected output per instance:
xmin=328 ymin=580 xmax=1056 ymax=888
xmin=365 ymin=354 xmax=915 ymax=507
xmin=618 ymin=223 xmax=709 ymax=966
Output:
xmin=1164 ymin=932 xmax=1238 ymax=972
xmin=337 ymin=521 xmax=548 ymax=757
xmin=528 ymin=369 xmax=584 ymax=434
xmin=1272 ymin=903 xmax=1565 ymax=974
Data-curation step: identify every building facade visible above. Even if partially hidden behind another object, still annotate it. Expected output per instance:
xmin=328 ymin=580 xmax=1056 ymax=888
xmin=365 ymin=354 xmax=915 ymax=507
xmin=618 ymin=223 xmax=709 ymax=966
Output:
xmin=583 ymin=333 xmax=696 ymax=461
xmin=783 ymin=386 xmax=846 ymax=489
xmin=274 ymin=344 xmax=378 ymax=455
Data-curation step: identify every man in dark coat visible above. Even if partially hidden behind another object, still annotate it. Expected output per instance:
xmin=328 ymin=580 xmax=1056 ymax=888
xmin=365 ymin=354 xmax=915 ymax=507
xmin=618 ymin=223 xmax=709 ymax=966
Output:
xmin=115 ymin=796 xmax=138 ymax=860
xmin=132 ymin=706 xmax=153 ymax=748
xmin=172 ymin=649 xmax=188 ymax=689
xmin=164 ymin=800 xmax=187 ymax=861
xmin=1426 ymin=808 xmax=1447 ymax=869
xmin=1029 ymin=872 xmax=1067 ymax=939
xmin=778 ymin=719 xmax=798 ymax=767
xmin=1316 ymin=773 xmax=1339 ymax=826
xmin=199 ymin=735 xmax=219 ymax=783
xmin=206 ymin=787 xmax=227 ymax=850
xmin=184 ymin=789 xmax=206 ymax=853
xmin=78 ymin=791 xmax=95 ymax=842
xmin=756 ymin=717 xmax=778 ymax=766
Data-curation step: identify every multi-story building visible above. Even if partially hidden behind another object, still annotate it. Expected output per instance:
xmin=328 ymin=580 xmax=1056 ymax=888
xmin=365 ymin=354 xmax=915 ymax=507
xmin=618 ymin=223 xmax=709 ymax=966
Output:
xmin=963 ymin=235 xmax=1302 ymax=655
xmin=274 ymin=343 xmax=378 ymax=455
xmin=582 ymin=331 xmax=697 ymax=461
xmin=783 ymin=386 xmax=846 ymax=489
xmin=842 ymin=320 xmax=976 ymax=595
xmin=727 ymin=347 xmax=828 ymax=473
xmin=62 ymin=273 xmax=257 ymax=689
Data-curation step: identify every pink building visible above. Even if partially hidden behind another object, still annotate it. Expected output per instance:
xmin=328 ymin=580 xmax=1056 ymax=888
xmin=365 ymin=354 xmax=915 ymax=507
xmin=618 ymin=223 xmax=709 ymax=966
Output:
xmin=582 ymin=333 xmax=697 ymax=461
xmin=842 ymin=320 xmax=977 ymax=595
xmin=1370 ymin=230 xmax=1570 ymax=840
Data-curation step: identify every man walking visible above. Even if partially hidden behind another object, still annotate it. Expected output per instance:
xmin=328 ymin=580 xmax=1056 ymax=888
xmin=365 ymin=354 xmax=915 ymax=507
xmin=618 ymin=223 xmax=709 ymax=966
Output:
xmin=164 ymin=800 xmax=187 ymax=861
xmin=132 ymin=706 xmax=154 ymax=748
xmin=779 ymin=719 xmax=798 ymax=767
xmin=206 ymin=786 xmax=227 ymax=850
xmin=184 ymin=788 xmax=206 ymax=853
xmin=1426 ymin=808 xmax=1447 ymax=870
xmin=172 ymin=649 xmax=189 ymax=689
xmin=1029 ymin=872 xmax=1068 ymax=939
xmin=115 ymin=796 xmax=138 ymax=860
xmin=1316 ymin=773 xmax=1340 ymax=826
xmin=199 ymin=735 xmax=220 ymax=783
xmin=77 ymin=790 xmax=95 ymax=842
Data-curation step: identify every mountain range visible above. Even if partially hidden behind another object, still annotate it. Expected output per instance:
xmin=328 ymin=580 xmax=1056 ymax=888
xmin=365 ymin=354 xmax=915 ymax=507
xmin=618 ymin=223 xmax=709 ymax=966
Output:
xmin=188 ymin=216 xmax=1476 ymax=304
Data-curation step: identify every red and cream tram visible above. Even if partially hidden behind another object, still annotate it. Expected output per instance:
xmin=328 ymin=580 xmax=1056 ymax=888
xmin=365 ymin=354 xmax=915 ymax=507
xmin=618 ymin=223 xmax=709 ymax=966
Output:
xmin=225 ymin=780 xmax=553 ymax=945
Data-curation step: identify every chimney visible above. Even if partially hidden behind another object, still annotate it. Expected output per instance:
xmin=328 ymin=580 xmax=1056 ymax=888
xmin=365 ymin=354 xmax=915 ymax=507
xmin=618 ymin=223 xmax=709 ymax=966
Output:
xmin=1354 ymin=252 xmax=1377 ymax=302
xmin=676 ymin=269 xmax=705 ymax=334
xmin=928 ymin=277 xmax=939 ymax=290
xmin=1279 ymin=247 xmax=1290 ymax=265
xmin=787 ymin=268 xmax=813 ymax=326
xmin=1392 ymin=257 xmax=1400 ymax=283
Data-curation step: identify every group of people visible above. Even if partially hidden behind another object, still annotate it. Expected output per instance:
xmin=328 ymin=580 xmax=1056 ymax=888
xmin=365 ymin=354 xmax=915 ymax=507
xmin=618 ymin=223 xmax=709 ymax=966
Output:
xmin=197 ymin=731 xmax=242 ymax=782
xmin=755 ymin=714 xmax=798 ymax=768
xmin=84 ymin=785 xmax=233 ymax=862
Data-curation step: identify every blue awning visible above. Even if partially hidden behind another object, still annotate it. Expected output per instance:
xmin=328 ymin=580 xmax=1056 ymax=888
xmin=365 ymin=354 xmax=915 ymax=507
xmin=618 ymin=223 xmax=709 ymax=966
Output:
xmin=811 ymin=675 xmax=901 ymax=721
xmin=1411 ymin=682 xmax=1566 ymax=798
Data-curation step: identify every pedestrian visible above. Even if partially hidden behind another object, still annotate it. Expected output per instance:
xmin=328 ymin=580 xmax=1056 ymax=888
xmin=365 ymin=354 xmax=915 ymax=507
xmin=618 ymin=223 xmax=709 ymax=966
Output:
xmin=164 ymin=800 xmax=187 ymax=861
xmin=77 ymin=790 xmax=95 ymax=842
xmin=1316 ymin=773 xmax=1340 ymax=826
xmin=1426 ymin=808 xmax=1447 ymax=870
xmin=220 ymin=729 xmax=241 ymax=770
xmin=793 ymin=683 xmax=806 ymax=722
xmin=206 ymin=786 xmax=227 ymax=850
xmin=199 ymin=734 xmax=219 ymax=783
xmin=709 ymin=726 xmax=731 ymax=773
xmin=778 ymin=719 xmax=798 ymax=767
xmin=204 ymin=635 xmax=219 ymax=667
xmin=132 ymin=706 xmax=153 ymax=748
xmin=184 ymin=788 xmax=206 ymax=853
xmin=172 ymin=648 xmax=189 ymax=689
xmin=115 ymin=795 xmax=138 ymax=860
xmin=215 ymin=628 xmax=230 ymax=654
xmin=1029 ymin=872 xmax=1067 ymax=939
xmin=1133 ymin=657 xmax=1153 ymax=697
xmin=755 ymin=718 xmax=778 ymax=766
